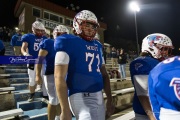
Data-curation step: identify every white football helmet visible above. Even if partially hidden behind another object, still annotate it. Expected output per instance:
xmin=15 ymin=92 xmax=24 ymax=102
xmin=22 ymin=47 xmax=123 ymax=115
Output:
xmin=141 ymin=33 xmax=174 ymax=59
xmin=32 ymin=21 xmax=46 ymax=37
xmin=73 ymin=10 xmax=99 ymax=41
xmin=53 ymin=25 xmax=69 ymax=39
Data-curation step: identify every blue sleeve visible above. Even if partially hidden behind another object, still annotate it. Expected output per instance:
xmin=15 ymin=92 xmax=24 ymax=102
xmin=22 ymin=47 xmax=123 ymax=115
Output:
xmin=148 ymin=73 xmax=160 ymax=120
xmin=10 ymin=35 xmax=16 ymax=46
xmin=130 ymin=60 xmax=150 ymax=76
xmin=10 ymin=36 xmax=14 ymax=46
xmin=21 ymin=34 xmax=29 ymax=43
xmin=39 ymin=39 xmax=50 ymax=51
xmin=54 ymin=36 xmax=69 ymax=52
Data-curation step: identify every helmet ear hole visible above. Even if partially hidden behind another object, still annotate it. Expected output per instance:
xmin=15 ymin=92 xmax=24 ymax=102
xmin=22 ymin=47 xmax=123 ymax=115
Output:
xmin=149 ymin=48 xmax=153 ymax=51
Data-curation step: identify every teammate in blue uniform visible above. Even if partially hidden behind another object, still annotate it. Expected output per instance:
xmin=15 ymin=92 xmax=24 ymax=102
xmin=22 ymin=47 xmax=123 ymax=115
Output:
xmin=149 ymin=56 xmax=180 ymax=120
xmin=36 ymin=25 xmax=69 ymax=120
xmin=10 ymin=29 xmax=22 ymax=56
xmin=21 ymin=21 xmax=47 ymax=102
xmin=130 ymin=33 xmax=174 ymax=120
xmin=54 ymin=10 xmax=114 ymax=120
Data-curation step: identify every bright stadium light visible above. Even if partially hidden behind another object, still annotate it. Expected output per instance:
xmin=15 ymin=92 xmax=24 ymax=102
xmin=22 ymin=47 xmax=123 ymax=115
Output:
xmin=129 ymin=1 xmax=140 ymax=12
xmin=129 ymin=1 xmax=140 ymax=55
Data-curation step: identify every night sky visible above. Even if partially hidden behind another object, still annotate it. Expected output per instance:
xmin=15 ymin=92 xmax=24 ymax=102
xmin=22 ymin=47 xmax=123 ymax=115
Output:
xmin=1 ymin=0 xmax=180 ymax=54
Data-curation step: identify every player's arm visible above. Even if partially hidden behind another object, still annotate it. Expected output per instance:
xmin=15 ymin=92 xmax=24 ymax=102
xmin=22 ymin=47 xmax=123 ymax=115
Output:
xmin=21 ymin=42 xmax=30 ymax=56
xmin=133 ymin=75 xmax=156 ymax=120
xmin=35 ymin=49 xmax=48 ymax=85
xmin=100 ymin=56 xmax=114 ymax=118
xmin=54 ymin=51 xmax=72 ymax=120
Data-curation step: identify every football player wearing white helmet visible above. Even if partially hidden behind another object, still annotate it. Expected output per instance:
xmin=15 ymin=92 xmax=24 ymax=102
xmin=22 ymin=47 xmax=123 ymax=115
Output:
xmin=36 ymin=25 xmax=69 ymax=120
xmin=54 ymin=10 xmax=114 ymax=120
xmin=73 ymin=10 xmax=99 ymax=41
xmin=53 ymin=25 xmax=69 ymax=39
xmin=21 ymin=21 xmax=48 ymax=102
xmin=141 ymin=33 xmax=174 ymax=61
xmin=130 ymin=33 xmax=174 ymax=120
xmin=32 ymin=21 xmax=46 ymax=37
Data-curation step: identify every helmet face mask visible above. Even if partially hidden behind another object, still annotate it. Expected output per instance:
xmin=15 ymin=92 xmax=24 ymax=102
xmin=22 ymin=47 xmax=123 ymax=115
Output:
xmin=94 ymin=33 xmax=100 ymax=40
xmin=73 ymin=10 xmax=99 ymax=41
xmin=33 ymin=28 xmax=45 ymax=37
xmin=141 ymin=33 xmax=174 ymax=59
xmin=53 ymin=25 xmax=69 ymax=39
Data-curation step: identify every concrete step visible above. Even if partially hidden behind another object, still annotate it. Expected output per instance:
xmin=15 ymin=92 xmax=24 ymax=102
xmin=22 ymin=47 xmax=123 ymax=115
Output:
xmin=110 ymin=80 xmax=133 ymax=91
xmin=10 ymin=73 xmax=28 ymax=78
xmin=10 ymin=83 xmax=29 ymax=90
xmin=115 ymin=93 xmax=134 ymax=107
xmin=5 ymin=69 xmax=27 ymax=73
xmin=14 ymin=90 xmax=42 ymax=102
xmin=23 ymin=108 xmax=47 ymax=120
xmin=109 ymin=106 xmax=133 ymax=120
xmin=9 ymin=78 xmax=29 ymax=84
xmin=113 ymin=111 xmax=135 ymax=120
xmin=17 ymin=98 xmax=47 ymax=111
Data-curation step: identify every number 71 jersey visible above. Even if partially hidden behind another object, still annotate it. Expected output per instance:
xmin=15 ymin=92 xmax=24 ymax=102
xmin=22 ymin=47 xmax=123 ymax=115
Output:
xmin=54 ymin=34 xmax=104 ymax=96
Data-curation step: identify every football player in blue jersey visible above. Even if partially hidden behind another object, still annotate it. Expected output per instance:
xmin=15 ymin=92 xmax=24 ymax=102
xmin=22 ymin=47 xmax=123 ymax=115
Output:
xmin=21 ymin=21 xmax=48 ymax=102
xmin=10 ymin=29 xmax=23 ymax=56
xmin=54 ymin=10 xmax=114 ymax=120
xmin=129 ymin=33 xmax=174 ymax=120
xmin=35 ymin=25 xmax=69 ymax=120
xmin=149 ymin=57 xmax=180 ymax=120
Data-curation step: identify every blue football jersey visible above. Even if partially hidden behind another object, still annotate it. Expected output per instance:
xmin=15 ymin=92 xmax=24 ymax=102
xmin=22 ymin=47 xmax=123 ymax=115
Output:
xmin=11 ymin=33 xmax=22 ymax=46
xmin=149 ymin=56 xmax=180 ymax=120
xmin=39 ymin=38 xmax=55 ymax=75
xmin=21 ymin=33 xmax=47 ymax=58
xmin=130 ymin=56 xmax=159 ymax=115
xmin=54 ymin=34 xmax=104 ymax=96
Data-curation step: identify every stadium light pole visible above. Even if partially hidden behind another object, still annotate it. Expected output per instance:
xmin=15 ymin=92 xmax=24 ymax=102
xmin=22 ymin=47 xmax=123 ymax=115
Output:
xmin=129 ymin=1 xmax=140 ymax=55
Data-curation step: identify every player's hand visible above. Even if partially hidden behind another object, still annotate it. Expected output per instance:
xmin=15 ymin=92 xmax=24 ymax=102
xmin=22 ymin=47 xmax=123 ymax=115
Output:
xmin=24 ymin=53 xmax=31 ymax=56
xmin=106 ymin=99 xmax=115 ymax=119
xmin=35 ymin=75 xmax=42 ymax=85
